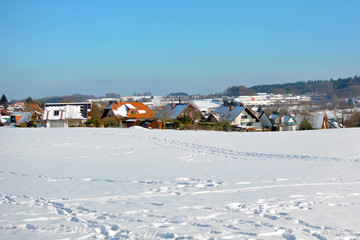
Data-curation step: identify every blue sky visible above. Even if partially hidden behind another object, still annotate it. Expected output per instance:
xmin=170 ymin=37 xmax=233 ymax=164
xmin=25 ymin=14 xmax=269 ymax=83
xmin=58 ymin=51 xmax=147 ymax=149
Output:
xmin=1 ymin=0 xmax=359 ymax=99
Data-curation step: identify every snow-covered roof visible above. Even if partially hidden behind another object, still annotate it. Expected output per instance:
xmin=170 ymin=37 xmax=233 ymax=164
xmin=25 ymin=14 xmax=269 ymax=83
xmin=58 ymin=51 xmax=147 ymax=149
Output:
xmin=17 ymin=112 xmax=31 ymax=124
xmin=295 ymin=113 xmax=327 ymax=129
xmin=312 ymin=114 xmax=327 ymax=129
xmin=189 ymin=99 xmax=222 ymax=112
xmin=213 ymin=106 xmax=246 ymax=123
xmin=125 ymin=104 xmax=136 ymax=109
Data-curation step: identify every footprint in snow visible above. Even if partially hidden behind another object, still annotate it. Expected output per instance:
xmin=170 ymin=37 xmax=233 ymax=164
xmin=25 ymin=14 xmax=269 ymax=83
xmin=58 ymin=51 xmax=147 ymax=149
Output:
xmin=151 ymin=203 xmax=165 ymax=207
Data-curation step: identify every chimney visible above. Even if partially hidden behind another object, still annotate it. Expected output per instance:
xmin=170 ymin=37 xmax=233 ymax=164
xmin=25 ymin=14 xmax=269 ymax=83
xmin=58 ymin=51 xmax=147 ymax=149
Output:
xmin=229 ymin=105 xmax=234 ymax=111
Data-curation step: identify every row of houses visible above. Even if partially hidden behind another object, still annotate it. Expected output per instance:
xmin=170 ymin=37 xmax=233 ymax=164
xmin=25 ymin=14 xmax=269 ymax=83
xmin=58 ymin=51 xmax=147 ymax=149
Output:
xmin=1 ymin=100 xmax=343 ymax=131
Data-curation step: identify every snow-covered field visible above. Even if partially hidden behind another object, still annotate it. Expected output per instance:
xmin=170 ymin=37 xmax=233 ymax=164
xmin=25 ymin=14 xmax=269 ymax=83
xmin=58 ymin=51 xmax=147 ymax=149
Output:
xmin=1 ymin=127 xmax=360 ymax=240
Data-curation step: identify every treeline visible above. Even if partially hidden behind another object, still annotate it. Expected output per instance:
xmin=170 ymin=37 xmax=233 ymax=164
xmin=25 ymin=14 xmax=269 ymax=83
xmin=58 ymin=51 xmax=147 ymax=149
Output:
xmin=37 ymin=94 xmax=99 ymax=103
xmin=248 ymin=76 xmax=360 ymax=98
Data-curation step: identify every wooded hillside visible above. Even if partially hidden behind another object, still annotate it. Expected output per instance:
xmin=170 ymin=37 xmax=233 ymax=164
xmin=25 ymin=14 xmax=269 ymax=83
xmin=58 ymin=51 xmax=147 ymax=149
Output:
xmin=249 ymin=76 xmax=360 ymax=98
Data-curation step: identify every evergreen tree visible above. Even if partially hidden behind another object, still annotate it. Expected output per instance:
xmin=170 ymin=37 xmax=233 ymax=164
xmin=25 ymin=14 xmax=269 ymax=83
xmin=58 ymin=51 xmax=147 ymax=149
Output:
xmin=26 ymin=97 xmax=36 ymax=104
xmin=299 ymin=119 xmax=313 ymax=130
xmin=1 ymin=94 xmax=8 ymax=109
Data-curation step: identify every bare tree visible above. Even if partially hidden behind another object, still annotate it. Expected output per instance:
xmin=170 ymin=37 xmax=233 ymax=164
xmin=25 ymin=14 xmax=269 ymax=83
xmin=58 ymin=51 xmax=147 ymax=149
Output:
xmin=92 ymin=101 xmax=108 ymax=120
xmin=152 ymin=101 xmax=173 ymax=129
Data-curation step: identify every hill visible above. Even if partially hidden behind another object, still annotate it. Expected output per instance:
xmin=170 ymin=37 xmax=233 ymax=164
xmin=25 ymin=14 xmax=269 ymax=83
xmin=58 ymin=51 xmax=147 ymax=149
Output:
xmin=249 ymin=76 xmax=360 ymax=98
xmin=37 ymin=94 xmax=98 ymax=103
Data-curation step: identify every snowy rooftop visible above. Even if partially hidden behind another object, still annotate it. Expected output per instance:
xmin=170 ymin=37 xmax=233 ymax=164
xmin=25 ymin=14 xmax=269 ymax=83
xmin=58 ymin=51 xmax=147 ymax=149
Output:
xmin=213 ymin=106 xmax=245 ymax=122
xmin=188 ymin=99 xmax=222 ymax=112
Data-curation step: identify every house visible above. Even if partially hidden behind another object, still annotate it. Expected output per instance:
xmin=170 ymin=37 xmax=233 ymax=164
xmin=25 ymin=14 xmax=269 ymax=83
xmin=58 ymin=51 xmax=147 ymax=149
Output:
xmin=164 ymin=103 xmax=206 ymax=122
xmin=102 ymin=101 xmax=154 ymax=120
xmin=212 ymin=106 xmax=261 ymax=130
xmin=145 ymin=120 xmax=163 ymax=129
xmin=7 ymin=102 xmax=25 ymax=114
xmin=43 ymin=102 xmax=92 ymax=128
xmin=0 ymin=115 xmax=10 ymax=125
xmin=206 ymin=112 xmax=220 ymax=123
xmin=327 ymin=118 xmax=344 ymax=129
xmin=10 ymin=112 xmax=24 ymax=123
xmin=259 ymin=111 xmax=297 ymax=131
xmin=16 ymin=104 xmax=44 ymax=127
xmin=295 ymin=113 xmax=329 ymax=130
xmin=282 ymin=115 xmax=298 ymax=131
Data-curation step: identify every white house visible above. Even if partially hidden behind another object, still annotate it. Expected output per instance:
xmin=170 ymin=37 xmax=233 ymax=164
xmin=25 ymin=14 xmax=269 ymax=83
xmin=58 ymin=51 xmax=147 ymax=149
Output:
xmin=43 ymin=102 xmax=92 ymax=128
xmin=213 ymin=106 xmax=261 ymax=130
xmin=0 ymin=115 xmax=10 ymax=124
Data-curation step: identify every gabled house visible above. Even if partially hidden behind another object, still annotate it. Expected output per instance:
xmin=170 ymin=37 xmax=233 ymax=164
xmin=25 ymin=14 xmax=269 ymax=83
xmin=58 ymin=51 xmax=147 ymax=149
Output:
xmin=44 ymin=102 xmax=92 ymax=128
xmin=102 ymin=101 xmax=154 ymax=120
xmin=10 ymin=112 xmax=23 ymax=124
xmin=259 ymin=111 xmax=297 ymax=131
xmin=145 ymin=120 xmax=163 ymax=129
xmin=165 ymin=103 xmax=206 ymax=122
xmin=206 ymin=112 xmax=220 ymax=123
xmin=212 ymin=106 xmax=261 ymax=130
xmin=282 ymin=115 xmax=298 ymax=131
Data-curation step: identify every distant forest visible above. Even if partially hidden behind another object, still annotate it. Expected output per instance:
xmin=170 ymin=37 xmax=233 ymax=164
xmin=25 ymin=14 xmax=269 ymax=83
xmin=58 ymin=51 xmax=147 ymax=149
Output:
xmin=250 ymin=76 xmax=360 ymax=98
xmin=224 ymin=76 xmax=360 ymax=98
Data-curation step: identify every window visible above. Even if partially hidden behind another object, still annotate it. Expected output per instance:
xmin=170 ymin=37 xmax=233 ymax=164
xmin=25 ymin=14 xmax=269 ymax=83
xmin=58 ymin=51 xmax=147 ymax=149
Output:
xmin=54 ymin=110 xmax=59 ymax=116
xmin=130 ymin=110 xmax=137 ymax=115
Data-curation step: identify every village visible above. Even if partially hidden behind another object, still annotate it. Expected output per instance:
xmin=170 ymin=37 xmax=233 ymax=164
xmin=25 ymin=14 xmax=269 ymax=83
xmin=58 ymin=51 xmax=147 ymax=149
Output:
xmin=1 ymin=92 xmax=359 ymax=131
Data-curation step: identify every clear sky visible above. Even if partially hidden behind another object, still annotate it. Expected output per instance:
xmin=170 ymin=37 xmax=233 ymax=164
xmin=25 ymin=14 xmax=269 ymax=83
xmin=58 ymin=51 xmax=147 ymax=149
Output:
xmin=1 ymin=0 xmax=359 ymax=100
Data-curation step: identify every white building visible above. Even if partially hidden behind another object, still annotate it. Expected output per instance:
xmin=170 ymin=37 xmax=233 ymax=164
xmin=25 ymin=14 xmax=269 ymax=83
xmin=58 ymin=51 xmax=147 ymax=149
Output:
xmin=43 ymin=102 xmax=92 ymax=128
xmin=213 ymin=106 xmax=262 ymax=130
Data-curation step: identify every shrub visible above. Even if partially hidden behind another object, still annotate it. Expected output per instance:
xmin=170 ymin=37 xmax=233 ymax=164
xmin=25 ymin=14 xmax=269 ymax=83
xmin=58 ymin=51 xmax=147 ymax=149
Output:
xmin=86 ymin=119 xmax=102 ymax=128
xmin=174 ymin=120 xmax=181 ymax=129
xmin=101 ymin=116 xmax=121 ymax=127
